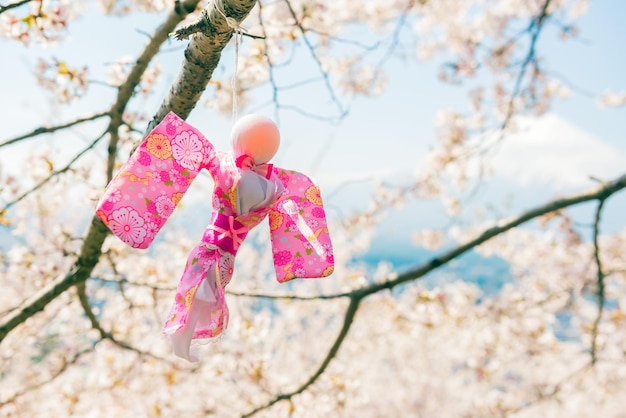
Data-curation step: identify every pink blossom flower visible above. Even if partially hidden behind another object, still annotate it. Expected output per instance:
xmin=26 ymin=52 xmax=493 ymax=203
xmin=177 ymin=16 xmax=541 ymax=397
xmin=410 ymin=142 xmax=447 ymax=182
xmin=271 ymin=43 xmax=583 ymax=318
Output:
xmin=108 ymin=207 xmax=146 ymax=246
xmin=172 ymin=130 xmax=203 ymax=170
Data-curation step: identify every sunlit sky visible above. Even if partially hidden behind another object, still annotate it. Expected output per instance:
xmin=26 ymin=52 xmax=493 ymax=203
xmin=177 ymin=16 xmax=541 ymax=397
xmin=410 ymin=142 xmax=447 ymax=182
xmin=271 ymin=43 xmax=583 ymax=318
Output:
xmin=1 ymin=1 xmax=625 ymax=250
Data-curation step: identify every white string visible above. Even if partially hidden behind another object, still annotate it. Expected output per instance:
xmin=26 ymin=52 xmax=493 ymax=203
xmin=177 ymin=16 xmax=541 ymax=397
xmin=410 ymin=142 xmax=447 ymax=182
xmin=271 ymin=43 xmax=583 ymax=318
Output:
xmin=213 ymin=0 xmax=242 ymax=122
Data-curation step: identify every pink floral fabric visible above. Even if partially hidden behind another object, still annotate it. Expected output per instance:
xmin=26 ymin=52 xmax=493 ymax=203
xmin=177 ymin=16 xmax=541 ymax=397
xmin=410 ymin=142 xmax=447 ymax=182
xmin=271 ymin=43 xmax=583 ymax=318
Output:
xmin=269 ymin=169 xmax=334 ymax=282
xmin=163 ymin=150 xmax=283 ymax=339
xmin=96 ymin=111 xmax=334 ymax=345
xmin=96 ymin=112 xmax=215 ymax=249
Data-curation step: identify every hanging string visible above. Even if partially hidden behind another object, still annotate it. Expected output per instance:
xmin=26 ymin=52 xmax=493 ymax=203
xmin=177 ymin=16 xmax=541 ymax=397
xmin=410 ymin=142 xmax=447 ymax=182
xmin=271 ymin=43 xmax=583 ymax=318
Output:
xmin=212 ymin=0 xmax=243 ymax=122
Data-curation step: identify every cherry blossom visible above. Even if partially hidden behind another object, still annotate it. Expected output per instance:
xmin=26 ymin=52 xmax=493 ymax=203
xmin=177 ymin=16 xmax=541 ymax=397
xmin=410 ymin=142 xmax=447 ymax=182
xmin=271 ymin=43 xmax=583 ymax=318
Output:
xmin=1 ymin=0 xmax=625 ymax=417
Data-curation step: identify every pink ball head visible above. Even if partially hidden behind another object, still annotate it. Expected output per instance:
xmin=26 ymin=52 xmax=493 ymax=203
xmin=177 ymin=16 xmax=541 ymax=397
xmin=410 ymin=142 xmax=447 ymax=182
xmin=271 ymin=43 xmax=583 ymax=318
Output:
xmin=231 ymin=114 xmax=280 ymax=165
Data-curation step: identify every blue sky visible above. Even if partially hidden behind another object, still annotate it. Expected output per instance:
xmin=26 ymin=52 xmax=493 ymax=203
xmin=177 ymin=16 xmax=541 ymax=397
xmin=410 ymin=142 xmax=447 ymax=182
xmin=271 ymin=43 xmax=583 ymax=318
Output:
xmin=1 ymin=0 xmax=625 ymax=249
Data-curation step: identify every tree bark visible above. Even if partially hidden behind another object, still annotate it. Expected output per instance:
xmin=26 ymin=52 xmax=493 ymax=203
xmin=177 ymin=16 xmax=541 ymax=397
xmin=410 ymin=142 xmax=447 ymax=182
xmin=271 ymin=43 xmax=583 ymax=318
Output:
xmin=147 ymin=0 xmax=258 ymax=132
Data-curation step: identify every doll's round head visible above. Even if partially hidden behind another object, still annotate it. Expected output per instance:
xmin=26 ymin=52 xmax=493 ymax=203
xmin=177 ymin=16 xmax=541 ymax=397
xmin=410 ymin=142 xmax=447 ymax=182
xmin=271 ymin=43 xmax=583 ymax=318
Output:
xmin=231 ymin=114 xmax=280 ymax=165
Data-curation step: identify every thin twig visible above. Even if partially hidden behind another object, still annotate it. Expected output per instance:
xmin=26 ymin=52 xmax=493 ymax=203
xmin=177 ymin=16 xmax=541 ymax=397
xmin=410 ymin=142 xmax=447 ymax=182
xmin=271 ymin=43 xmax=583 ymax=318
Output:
xmin=103 ymin=251 xmax=136 ymax=306
xmin=369 ymin=0 xmax=414 ymax=87
xmin=590 ymin=197 xmax=607 ymax=365
xmin=97 ymin=276 xmax=175 ymax=292
xmin=283 ymin=0 xmax=346 ymax=119
xmin=240 ymin=173 xmax=626 ymax=417
xmin=226 ymin=288 xmax=348 ymax=300
xmin=1 ymin=131 xmax=106 ymax=212
xmin=0 ymin=111 xmax=110 ymax=149
xmin=276 ymin=104 xmax=345 ymax=123
xmin=0 ymin=343 xmax=97 ymax=407
xmin=76 ymin=282 xmax=168 ymax=361
xmin=356 ymin=173 xmax=626 ymax=299
xmin=241 ymin=297 xmax=360 ymax=417
xmin=507 ymin=363 xmax=591 ymax=414
xmin=501 ymin=0 xmax=552 ymax=129
xmin=257 ymin=0 xmax=280 ymax=124
xmin=0 ymin=0 xmax=32 ymax=15
xmin=306 ymin=28 xmax=380 ymax=51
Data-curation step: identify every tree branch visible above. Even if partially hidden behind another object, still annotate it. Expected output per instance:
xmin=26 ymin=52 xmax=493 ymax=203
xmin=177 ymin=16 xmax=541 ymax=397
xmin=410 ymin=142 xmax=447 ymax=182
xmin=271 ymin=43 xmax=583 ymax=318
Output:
xmin=106 ymin=0 xmax=202 ymax=180
xmin=146 ymin=0 xmax=259 ymax=132
xmin=283 ymin=0 xmax=346 ymax=121
xmin=0 ymin=0 xmax=31 ymax=15
xmin=171 ymin=8 xmax=264 ymax=41
xmin=370 ymin=0 xmax=414 ymax=86
xmin=0 ymin=2 xmax=202 ymax=345
xmin=590 ymin=197 xmax=606 ymax=365
xmin=75 ymin=282 xmax=167 ymax=360
xmin=239 ymin=172 xmax=626 ymax=305
xmin=241 ymin=173 xmax=626 ymax=416
xmin=0 ymin=343 xmax=97 ymax=408
xmin=1 ymin=131 xmax=106 ymax=212
xmin=501 ymin=0 xmax=552 ymax=129
xmin=226 ymin=288 xmax=348 ymax=300
xmin=241 ymin=297 xmax=360 ymax=417
xmin=356 ymin=172 xmax=626 ymax=298
xmin=0 ymin=111 xmax=110 ymax=149
xmin=96 ymin=276 xmax=175 ymax=292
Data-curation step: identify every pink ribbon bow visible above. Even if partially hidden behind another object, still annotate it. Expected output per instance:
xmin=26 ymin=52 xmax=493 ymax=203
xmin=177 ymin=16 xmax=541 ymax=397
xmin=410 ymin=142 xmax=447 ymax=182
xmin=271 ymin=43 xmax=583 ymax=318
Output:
xmin=235 ymin=154 xmax=273 ymax=179
xmin=202 ymin=213 xmax=250 ymax=254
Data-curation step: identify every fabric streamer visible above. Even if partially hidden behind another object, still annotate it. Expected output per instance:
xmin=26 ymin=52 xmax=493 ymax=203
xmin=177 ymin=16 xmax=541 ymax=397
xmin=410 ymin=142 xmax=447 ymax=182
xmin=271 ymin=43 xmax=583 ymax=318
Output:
xmin=96 ymin=111 xmax=334 ymax=361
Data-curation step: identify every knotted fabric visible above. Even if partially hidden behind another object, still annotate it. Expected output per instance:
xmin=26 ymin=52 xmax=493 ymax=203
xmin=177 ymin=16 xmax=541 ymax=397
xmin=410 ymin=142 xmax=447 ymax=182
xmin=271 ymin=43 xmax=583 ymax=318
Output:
xmin=235 ymin=154 xmax=273 ymax=179
xmin=202 ymin=212 xmax=250 ymax=254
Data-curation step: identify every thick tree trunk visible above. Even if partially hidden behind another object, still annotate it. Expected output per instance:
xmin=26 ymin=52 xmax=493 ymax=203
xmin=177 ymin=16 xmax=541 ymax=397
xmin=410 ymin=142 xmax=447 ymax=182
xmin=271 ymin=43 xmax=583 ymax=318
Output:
xmin=147 ymin=0 xmax=258 ymax=132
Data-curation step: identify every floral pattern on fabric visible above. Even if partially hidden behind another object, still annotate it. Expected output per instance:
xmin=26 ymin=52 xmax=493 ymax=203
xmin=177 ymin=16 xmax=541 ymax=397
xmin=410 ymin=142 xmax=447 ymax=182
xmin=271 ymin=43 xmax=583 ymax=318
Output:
xmin=96 ymin=112 xmax=216 ymax=249
xmin=269 ymin=169 xmax=334 ymax=282
xmin=96 ymin=111 xmax=334 ymax=346
xmin=108 ymin=207 xmax=146 ymax=247
xmin=161 ymin=157 xmax=278 ymax=340
xmin=162 ymin=243 xmax=228 ymax=339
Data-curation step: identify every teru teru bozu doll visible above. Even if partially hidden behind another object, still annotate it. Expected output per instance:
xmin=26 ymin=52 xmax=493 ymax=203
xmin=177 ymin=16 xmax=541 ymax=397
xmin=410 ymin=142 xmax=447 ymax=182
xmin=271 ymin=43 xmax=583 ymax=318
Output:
xmin=96 ymin=112 xmax=334 ymax=361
